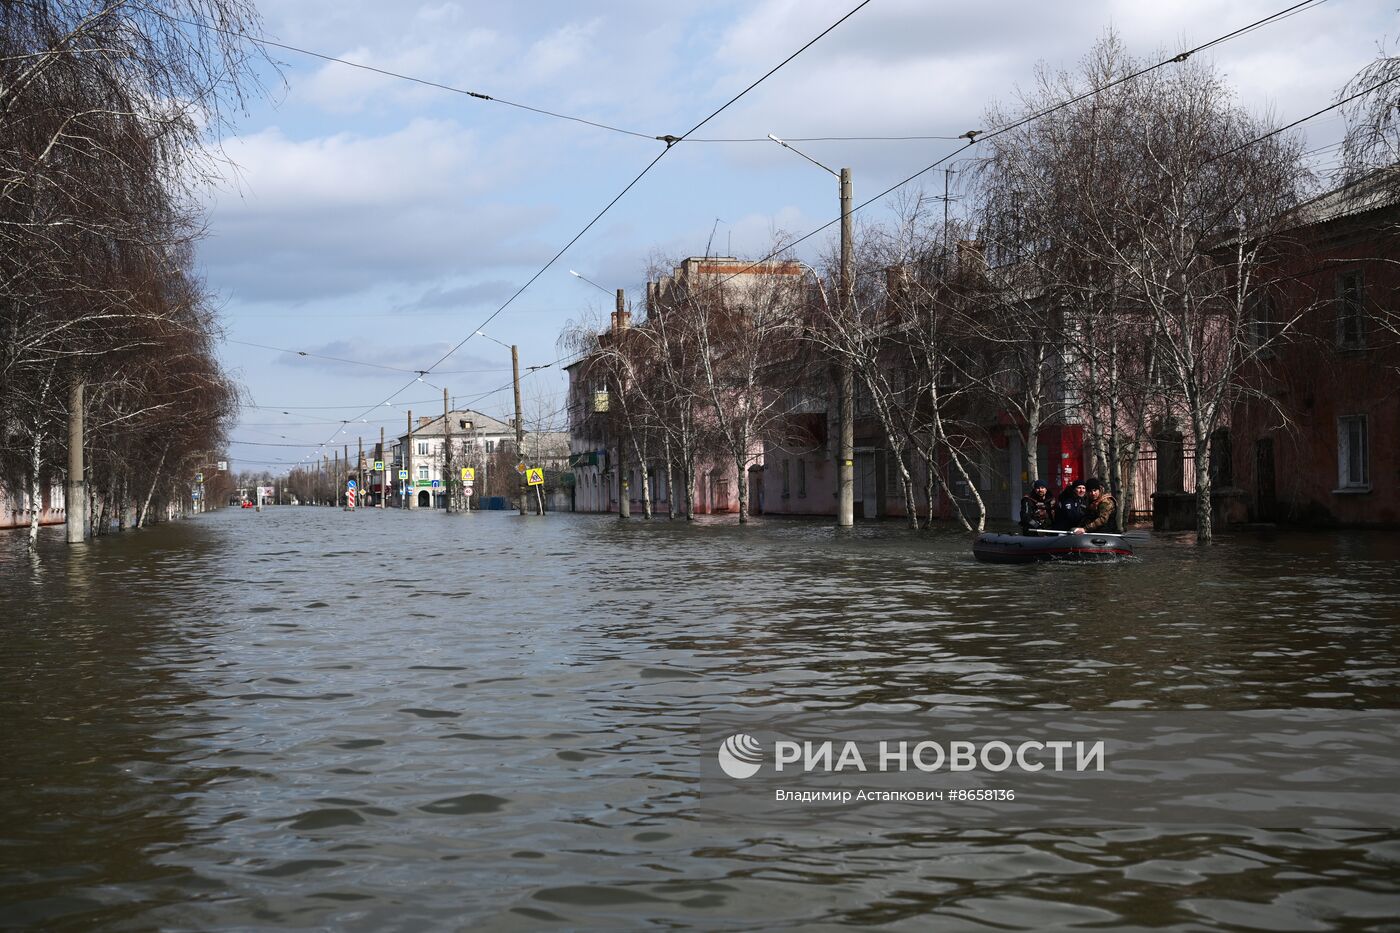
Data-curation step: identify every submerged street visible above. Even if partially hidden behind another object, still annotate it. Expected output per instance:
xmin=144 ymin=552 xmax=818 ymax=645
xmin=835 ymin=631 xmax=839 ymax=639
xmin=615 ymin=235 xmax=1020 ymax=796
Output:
xmin=3 ymin=511 xmax=1399 ymax=930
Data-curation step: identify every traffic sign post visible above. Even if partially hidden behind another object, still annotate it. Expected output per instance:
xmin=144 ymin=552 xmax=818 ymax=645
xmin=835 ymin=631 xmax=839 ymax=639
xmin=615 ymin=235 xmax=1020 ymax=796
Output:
xmin=460 ymin=467 xmax=474 ymax=483
xmin=398 ymin=469 xmax=409 ymax=480
xmin=374 ymin=460 xmax=384 ymax=472
xmin=526 ymin=468 xmax=544 ymax=486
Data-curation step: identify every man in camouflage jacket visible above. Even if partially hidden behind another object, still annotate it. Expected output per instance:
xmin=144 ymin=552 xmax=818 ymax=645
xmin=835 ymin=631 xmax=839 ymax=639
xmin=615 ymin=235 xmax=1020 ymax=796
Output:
xmin=1072 ymin=478 xmax=1116 ymax=534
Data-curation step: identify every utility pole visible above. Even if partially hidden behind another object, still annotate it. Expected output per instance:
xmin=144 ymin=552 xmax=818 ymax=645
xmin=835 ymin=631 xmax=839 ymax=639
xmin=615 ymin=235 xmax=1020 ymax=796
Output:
xmin=343 ymin=444 xmax=349 ymax=509
xmin=357 ymin=436 xmax=364 ymax=511
xmin=405 ymin=410 xmax=413 ymax=509
xmin=334 ymin=450 xmax=340 ymax=508
xmin=379 ymin=426 xmax=386 ymax=508
xmin=66 ymin=380 xmax=85 ymax=543
xmin=443 ymin=387 xmax=453 ymax=514
xmin=616 ymin=288 xmax=630 ymax=522
xmin=837 ymin=166 xmax=855 ymax=528
xmin=512 ymin=344 xmax=526 ymax=517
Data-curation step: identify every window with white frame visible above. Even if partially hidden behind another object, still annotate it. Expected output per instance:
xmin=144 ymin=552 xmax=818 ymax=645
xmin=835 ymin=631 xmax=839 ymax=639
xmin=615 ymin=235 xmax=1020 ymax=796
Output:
xmin=1336 ymin=271 xmax=1366 ymax=348
xmin=417 ymin=441 xmax=429 ymax=456
xmin=1337 ymin=415 xmax=1369 ymax=490
xmin=418 ymin=464 xmax=430 ymax=481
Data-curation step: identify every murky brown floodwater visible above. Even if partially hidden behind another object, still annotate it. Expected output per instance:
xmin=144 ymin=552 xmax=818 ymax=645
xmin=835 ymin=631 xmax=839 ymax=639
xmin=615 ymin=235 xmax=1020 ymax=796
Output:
xmin=3 ymin=509 xmax=1399 ymax=931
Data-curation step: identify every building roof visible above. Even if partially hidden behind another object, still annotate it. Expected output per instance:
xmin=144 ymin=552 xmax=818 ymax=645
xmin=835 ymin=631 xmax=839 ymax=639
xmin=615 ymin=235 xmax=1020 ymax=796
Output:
xmin=402 ymin=408 xmax=514 ymax=439
xmin=1289 ymin=168 xmax=1400 ymax=229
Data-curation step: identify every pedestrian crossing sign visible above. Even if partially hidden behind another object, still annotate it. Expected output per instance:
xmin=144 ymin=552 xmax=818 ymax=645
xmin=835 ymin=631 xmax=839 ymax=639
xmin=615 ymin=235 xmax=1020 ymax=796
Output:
xmin=526 ymin=467 xmax=544 ymax=486
xmin=374 ymin=460 xmax=384 ymax=471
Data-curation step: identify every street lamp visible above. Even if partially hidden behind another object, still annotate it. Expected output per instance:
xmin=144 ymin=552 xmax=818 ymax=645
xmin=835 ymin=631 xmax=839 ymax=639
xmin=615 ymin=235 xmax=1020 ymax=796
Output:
xmin=769 ymin=133 xmax=854 ymax=528
xmin=569 ymin=269 xmax=614 ymax=298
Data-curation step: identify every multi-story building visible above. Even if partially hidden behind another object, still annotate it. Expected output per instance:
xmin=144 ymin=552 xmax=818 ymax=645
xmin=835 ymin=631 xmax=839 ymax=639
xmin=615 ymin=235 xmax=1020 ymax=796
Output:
xmin=1231 ymin=172 xmax=1399 ymax=526
xmin=389 ymin=409 xmax=517 ymax=509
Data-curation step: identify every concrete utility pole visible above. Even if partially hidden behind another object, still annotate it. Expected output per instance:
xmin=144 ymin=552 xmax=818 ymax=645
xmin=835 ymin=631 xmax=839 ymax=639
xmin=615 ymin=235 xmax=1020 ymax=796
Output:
xmin=343 ymin=444 xmax=349 ymax=509
xmin=512 ymin=344 xmax=526 ymax=517
xmin=379 ymin=426 xmax=386 ymax=508
xmin=66 ymin=380 xmax=85 ymax=543
xmin=357 ymin=436 xmax=364 ymax=510
xmin=616 ymin=288 xmax=630 ymax=522
xmin=334 ymin=450 xmax=340 ymax=508
xmin=837 ymin=166 xmax=855 ymax=528
xmin=405 ymin=410 xmax=414 ymax=510
xmin=443 ymin=387 xmax=453 ymax=514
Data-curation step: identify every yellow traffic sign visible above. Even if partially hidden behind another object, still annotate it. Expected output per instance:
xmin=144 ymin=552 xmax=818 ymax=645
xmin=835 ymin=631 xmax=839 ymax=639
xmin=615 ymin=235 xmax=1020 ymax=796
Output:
xmin=460 ymin=467 xmax=475 ymax=483
xmin=526 ymin=468 xmax=544 ymax=486
xmin=515 ymin=461 xmax=528 ymax=475
xmin=374 ymin=460 xmax=384 ymax=471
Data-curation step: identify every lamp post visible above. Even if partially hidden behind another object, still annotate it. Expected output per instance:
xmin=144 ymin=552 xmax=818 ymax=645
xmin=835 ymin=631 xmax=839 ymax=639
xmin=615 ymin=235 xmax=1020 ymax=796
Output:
xmin=768 ymin=135 xmax=854 ymax=527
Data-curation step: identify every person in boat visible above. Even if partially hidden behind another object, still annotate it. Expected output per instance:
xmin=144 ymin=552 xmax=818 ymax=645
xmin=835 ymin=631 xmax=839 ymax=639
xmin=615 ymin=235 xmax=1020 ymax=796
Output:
xmin=1071 ymin=478 xmax=1117 ymax=534
xmin=1054 ymin=479 xmax=1089 ymax=531
xmin=1019 ymin=479 xmax=1056 ymax=534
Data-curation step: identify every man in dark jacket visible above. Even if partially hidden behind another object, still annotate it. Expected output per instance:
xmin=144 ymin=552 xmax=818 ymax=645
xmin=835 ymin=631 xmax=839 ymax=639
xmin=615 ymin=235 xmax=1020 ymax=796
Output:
xmin=1019 ymin=479 xmax=1056 ymax=534
xmin=1054 ymin=479 xmax=1089 ymax=531
xmin=1072 ymin=478 xmax=1117 ymax=534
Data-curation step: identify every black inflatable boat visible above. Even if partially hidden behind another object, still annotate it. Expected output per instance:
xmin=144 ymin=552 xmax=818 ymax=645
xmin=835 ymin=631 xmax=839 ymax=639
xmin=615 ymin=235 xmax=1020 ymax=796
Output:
xmin=972 ymin=531 xmax=1134 ymax=564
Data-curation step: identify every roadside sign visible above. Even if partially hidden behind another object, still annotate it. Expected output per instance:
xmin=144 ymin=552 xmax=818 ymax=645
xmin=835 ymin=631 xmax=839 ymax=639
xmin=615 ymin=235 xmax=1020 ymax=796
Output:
xmin=463 ymin=485 xmax=474 ymax=497
xmin=191 ymin=490 xmax=201 ymax=499
xmin=347 ymin=479 xmax=357 ymax=490
xmin=347 ymin=488 xmax=356 ymax=508
xmin=515 ymin=462 xmax=527 ymax=474
xmin=460 ymin=467 xmax=474 ymax=483
xmin=431 ymin=479 xmax=440 ymax=488
xmin=398 ymin=469 xmax=409 ymax=480
xmin=526 ymin=467 xmax=544 ymax=486
xmin=195 ymin=472 xmax=204 ymax=483
xmin=217 ymin=461 xmax=227 ymax=472
xmin=374 ymin=460 xmax=384 ymax=472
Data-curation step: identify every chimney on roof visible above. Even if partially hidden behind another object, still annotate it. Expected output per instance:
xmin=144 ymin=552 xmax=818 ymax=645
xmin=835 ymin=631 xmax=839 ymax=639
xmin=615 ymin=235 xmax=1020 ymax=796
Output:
xmin=614 ymin=288 xmax=630 ymax=329
xmin=419 ymin=416 xmax=432 ymax=429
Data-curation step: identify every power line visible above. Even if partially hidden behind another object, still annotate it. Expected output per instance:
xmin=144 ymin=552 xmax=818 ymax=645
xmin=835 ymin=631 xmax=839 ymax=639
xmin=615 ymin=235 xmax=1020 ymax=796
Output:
xmin=685 ymin=0 xmax=1339 ymax=302
xmin=139 ymin=5 xmax=657 ymax=140
xmin=417 ymin=0 xmax=876 ymax=381
xmin=274 ymin=0 xmax=876 ymax=472
xmin=225 ymin=338 xmax=511 ymax=376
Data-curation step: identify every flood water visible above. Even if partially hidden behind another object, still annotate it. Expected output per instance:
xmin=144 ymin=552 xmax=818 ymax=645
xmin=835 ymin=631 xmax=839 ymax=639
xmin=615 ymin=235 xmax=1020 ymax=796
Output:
xmin=3 ymin=509 xmax=1399 ymax=931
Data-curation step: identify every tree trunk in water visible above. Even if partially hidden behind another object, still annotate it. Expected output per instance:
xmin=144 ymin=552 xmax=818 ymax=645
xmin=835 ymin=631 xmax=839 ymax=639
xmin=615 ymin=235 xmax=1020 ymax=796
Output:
xmin=27 ymin=430 xmax=44 ymax=550
xmin=117 ymin=474 xmax=129 ymax=531
xmin=138 ymin=447 xmax=167 ymax=528
xmin=664 ymin=438 xmax=676 ymax=520
xmin=1195 ymin=448 xmax=1214 ymax=544
xmin=1022 ymin=426 xmax=1038 ymax=485
xmin=735 ymin=451 xmax=749 ymax=524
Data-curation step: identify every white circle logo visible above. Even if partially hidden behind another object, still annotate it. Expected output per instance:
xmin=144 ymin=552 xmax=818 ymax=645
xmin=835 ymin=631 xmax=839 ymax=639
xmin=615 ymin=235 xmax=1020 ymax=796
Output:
xmin=718 ymin=733 xmax=763 ymax=779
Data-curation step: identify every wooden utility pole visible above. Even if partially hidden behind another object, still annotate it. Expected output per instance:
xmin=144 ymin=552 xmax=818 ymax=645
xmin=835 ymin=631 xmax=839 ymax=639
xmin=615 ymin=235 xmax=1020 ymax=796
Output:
xmin=512 ymin=344 xmax=526 ymax=516
xmin=837 ymin=166 xmax=855 ymax=528
xmin=379 ymin=426 xmax=386 ymax=508
xmin=343 ymin=444 xmax=349 ymax=509
xmin=357 ymin=436 xmax=364 ymax=511
xmin=405 ymin=410 xmax=413 ymax=509
xmin=443 ymin=387 xmax=453 ymax=514
xmin=66 ymin=380 xmax=85 ymax=543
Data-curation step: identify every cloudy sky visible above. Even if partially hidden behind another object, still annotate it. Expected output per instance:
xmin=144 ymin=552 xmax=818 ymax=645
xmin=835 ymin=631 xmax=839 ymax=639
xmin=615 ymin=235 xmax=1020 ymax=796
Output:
xmin=207 ymin=0 xmax=1394 ymax=473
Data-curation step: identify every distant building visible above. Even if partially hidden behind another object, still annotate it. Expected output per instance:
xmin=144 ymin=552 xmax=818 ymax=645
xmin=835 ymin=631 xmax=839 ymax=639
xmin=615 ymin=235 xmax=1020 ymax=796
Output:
xmin=389 ymin=408 xmax=568 ymax=509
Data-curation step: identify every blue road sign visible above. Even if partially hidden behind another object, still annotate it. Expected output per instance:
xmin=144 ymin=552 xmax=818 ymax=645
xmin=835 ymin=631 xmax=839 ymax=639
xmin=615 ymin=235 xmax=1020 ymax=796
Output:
xmin=431 ymin=479 xmax=440 ymax=488
xmin=347 ymin=479 xmax=357 ymax=490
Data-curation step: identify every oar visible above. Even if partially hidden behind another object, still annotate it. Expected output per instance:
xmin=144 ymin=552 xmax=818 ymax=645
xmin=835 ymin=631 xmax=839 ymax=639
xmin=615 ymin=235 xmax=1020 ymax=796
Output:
xmin=1028 ymin=528 xmax=1137 ymax=538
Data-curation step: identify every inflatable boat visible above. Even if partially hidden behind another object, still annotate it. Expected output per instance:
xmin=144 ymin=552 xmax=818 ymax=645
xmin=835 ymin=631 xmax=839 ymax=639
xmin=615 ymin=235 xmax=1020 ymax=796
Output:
xmin=972 ymin=531 xmax=1134 ymax=564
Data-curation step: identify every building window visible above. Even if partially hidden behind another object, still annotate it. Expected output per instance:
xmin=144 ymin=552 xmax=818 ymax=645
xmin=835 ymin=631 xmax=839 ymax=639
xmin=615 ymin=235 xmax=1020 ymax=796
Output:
xmin=1247 ymin=292 xmax=1279 ymax=354
xmin=1337 ymin=416 xmax=1369 ymax=490
xmin=486 ymin=440 xmax=495 ymax=454
xmin=1336 ymin=271 xmax=1365 ymax=348
xmin=797 ymin=459 xmax=807 ymax=498
xmin=418 ymin=464 xmax=430 ymax=481
xmin=417 ymin=441 xmax=429 ymax=456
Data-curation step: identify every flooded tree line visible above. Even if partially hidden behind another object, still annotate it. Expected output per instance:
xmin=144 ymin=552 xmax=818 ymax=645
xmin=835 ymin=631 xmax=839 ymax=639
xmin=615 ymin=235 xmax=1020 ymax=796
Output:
xmin=566 ymin=35 xmax=1398 ymax=541
xmin=0 ymin=1 xmax=268 ymax=546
